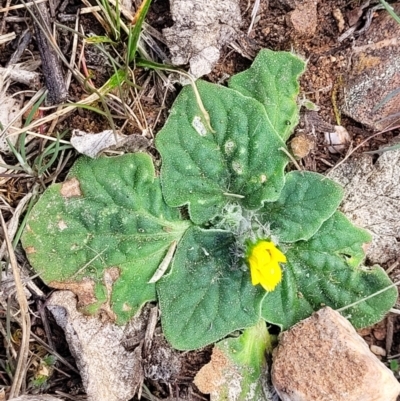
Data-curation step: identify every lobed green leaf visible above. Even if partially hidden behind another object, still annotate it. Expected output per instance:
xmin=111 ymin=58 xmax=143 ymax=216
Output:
xmin=261 ymin=211 xmax=397 ymax=329
xmin=156 ymin=80 xmax=288 ymax=225
xmin=157 ymin=226 xmax=265 ymax=350
xmin=22 ymin=154 xmax=190 ymax=324
xmin=229 ymin=49 xmax=306 ymax=141
xmin=260 ymin=171 xmax=343 ymax=242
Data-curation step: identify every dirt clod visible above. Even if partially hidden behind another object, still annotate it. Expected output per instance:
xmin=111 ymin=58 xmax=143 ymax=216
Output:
xmin=287 ymin=0 xmax=318 ymax=38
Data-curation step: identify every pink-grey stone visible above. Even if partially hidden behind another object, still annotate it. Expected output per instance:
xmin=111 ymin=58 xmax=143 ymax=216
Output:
xmin=272 ymin=307 xmax=400 ymax=401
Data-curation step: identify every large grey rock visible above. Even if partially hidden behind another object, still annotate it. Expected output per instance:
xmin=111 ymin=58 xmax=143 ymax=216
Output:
xmin=328 ymin=150 xmax=400 ymax=264
xmin=47 ymin=292 xmax=181 ymax=401
xmin=163 ymin=0 xmax=242 ymax=78
xmin=342 ymin=3 xmax=400 ymax=131
xmin=272 ymin=307 xmax=400 ymax=401
xmin=47 ymin=291 xmax=142 ymax=401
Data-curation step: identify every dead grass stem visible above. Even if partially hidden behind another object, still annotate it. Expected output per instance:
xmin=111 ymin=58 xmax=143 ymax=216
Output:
xmin=1 ymin=211 xmax=31 ymax=398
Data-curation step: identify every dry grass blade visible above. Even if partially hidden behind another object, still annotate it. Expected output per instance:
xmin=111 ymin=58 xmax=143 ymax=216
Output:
xmin=337 ymin=278 xmax=400 ymax=313
xmin=0 ymin=191 xmax=33 ymax=260
xmin=0 ymin=88 xmax=46 ymax=142
xmin=6 ymin=92 xmax=101 ymax=139
xmin=0 ymin=32 xmax=16 ymax=44
xmin=1 ymin=212 xmax=31 ymax=398
xmin=247 ymin=0 xmax=260 ymax=35
xmin=0 ymin=0 xmax=46 ymax=12
xmin=0 ymin=0 xmax=12 ymax=35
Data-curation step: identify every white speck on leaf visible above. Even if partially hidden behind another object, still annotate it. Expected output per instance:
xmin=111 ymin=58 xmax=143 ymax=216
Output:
xmin=232 ymin=161 xmax=243 ymax=175
xmin=192 ymin=116 xmax=207 ymax=136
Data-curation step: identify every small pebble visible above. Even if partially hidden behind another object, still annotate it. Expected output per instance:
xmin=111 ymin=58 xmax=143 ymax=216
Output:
xmin=371 ymin=345 xmax=387 ymax=357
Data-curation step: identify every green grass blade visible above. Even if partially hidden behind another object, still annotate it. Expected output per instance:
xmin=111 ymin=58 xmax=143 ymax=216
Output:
xmin=380 ymin=0 xmax=400 ymax=24
xmin=127 ymin=0 xmax=152 ymax=64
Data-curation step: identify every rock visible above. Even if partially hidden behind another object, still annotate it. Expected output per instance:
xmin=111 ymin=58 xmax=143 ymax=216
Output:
xmin=47 ymin=291 xmax=143 ymax=401
xmin=163 ymin=0 xmax=242 ymax=78
xmin=370 ymin=345 xmax=386 ymax=357
xmin=327 ymin=149 xmax=400 ymax=264
xmin=47 ymin=292 xmax=181 ymax=401
xmin=272 ymin=307 xmax=400 ymax=401
xmin=373 ymin=327 xmax=387 ymax=341
xmin=342 ymin=3 xmax=400 ymax=131
xmin=286 ymin=0 xmax=318 ymax=38
xmin=332 ymin=8 xmax=345 ymax=33
xmin=324 ymin=125 xmax=351 ymax=153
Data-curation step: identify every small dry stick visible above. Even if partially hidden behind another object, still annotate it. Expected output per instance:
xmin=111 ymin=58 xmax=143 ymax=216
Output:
xmin=0 ymin=66 xmax=40 ymax=89
xmin=0 ymin=0 xmax=46 ymax=12
xmin=279 ymin=147 xmax=303 ymax=171
xmin=386 ymin=315 xmax=394 ymax=356
xmin=6 ymin=29 xmax=32 ymax=66
xmin=34 ymin=1 xmax=68 ymax=104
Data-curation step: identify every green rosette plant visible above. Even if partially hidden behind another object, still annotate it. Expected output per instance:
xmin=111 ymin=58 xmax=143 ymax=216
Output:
xmin=22 ymin=50 xmax=397 ymax=354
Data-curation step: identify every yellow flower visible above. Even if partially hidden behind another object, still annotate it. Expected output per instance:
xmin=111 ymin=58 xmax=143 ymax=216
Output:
xmin=246 ymin=240 xmax=286 ymax=292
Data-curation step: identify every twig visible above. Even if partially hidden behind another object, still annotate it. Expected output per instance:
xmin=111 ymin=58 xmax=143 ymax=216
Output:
xmin=6 ymin=29 xmax=32 ymax=66
xmin=0 ymin=66 xmax=40 ymax=89
xmin=33 ymin=1 xmax=68 ymax=104
xmin=48 ymin=0 xmax=56 ymax=18
xmin=1 ymin=211 xmax=31 ymax=398
xmin=48 ymin=15 xmax=80 ymax=135
xmin=386 ymin=315 xmax=394 ymax=356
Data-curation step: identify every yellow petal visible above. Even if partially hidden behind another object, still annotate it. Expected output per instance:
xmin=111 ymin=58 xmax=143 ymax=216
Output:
xmin=248 ymin=255 xmax=261 ymax=285
xmin=245 ymin=240 xmax=286 ymax=292
xmin=269 ymin=246 xmax=287 ymax=263
xmin=258 ymin=262 xmax=282 ymax=291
